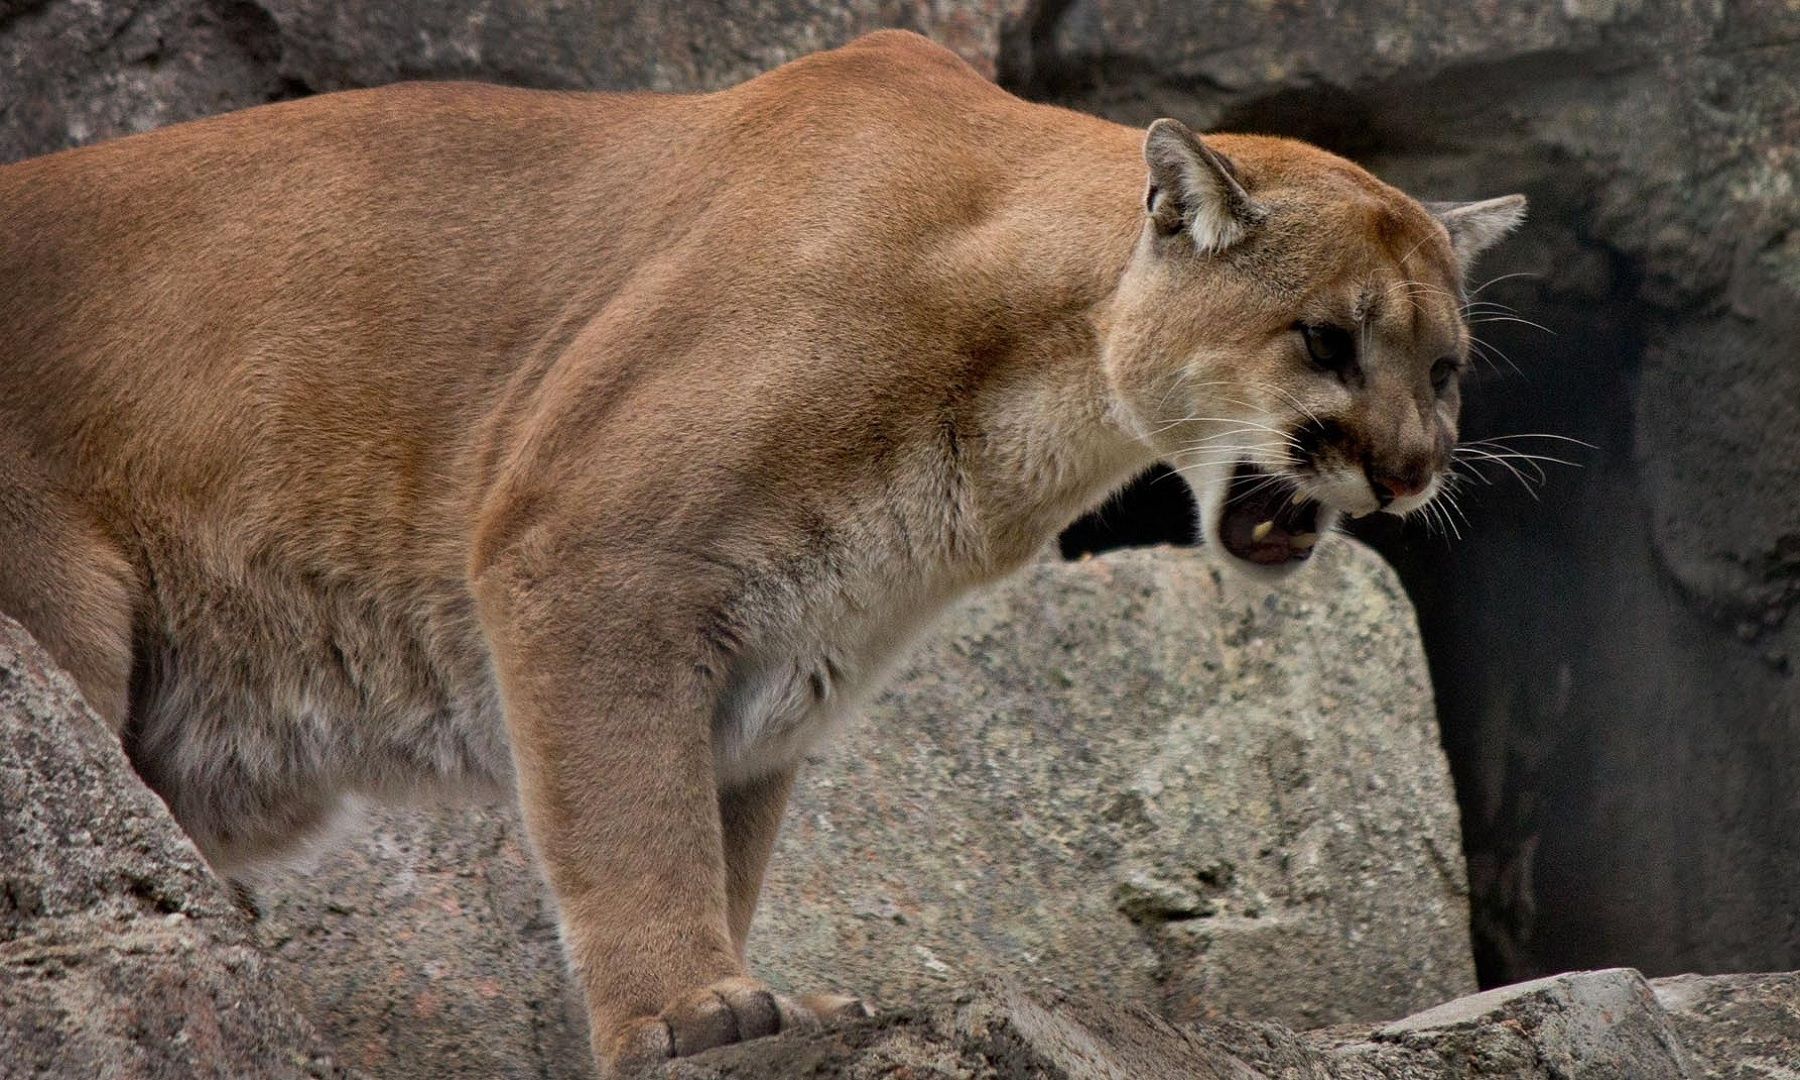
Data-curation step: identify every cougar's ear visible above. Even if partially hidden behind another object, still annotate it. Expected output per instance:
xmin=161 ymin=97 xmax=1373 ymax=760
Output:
xmin=1429 ymin=195 xmax=1528 ymax=271
xmin=1143 ymin=118 xmax=1265 ymax=255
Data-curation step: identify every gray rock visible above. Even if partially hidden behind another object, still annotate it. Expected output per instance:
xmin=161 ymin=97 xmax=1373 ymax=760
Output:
xmin=0 ymin=614 xmax=340 ymax=1080
xmin=0 ymin=0 xmax=292 ymax=164
xmin=5 ymin=574 xmax=1798 ymax=1080
xmin=255 ymin=808 xmax=592 ymax=1079
xmin=660 ymin=969 xmax=1800 ymax=1079
xmin=0 ymin=0 xmax=1024 ymax=164
xmin=755 ymin=541 xmax=1474 ymax=1029
xmin=256 ymin=0 xmax=1026 ymax=97
xmin=1652 ymin=972 xmax=1800 ymax=1080
xmin=256 ymin=542 xmax=1472 ymax=1078
xmin=1372 ymin=969 xmax=1694 ymax=1079
xmin=660 ymin=979 xmax=1273 ymax=1080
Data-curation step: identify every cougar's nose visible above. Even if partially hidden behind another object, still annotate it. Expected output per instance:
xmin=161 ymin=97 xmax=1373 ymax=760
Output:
xmin=1366 ymin=457 xmax=1432 ymax=507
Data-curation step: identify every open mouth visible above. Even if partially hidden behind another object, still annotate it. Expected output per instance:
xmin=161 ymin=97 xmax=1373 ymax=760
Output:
xmin=1217 ymin=463 xmax=1323 ymax=566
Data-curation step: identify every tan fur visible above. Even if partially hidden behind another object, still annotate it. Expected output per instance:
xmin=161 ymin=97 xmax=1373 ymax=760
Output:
xmin=0 ymin=31 xmax=1520 ymax=1073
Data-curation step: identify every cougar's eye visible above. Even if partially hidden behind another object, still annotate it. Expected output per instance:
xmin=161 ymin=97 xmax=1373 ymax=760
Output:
xmin=1296 ymin=322 xmax=1355 ymax=374
xmin=1431 ymin=356 xmax=1461 ymax=393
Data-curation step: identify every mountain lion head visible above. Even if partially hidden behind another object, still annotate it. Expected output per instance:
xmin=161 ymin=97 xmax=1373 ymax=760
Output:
xmin=1102 ymin=119 xmax=1525 ymax=579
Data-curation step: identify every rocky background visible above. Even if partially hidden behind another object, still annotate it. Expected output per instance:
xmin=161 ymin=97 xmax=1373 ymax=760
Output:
xmin=10 ymin=545 xmax=1799 ymax=1077
xmin=1 ymin=0 xmax=1796 ymax=1045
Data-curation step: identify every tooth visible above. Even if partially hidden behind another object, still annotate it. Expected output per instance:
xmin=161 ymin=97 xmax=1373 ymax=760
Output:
xmin=1288 ymin=532 xmax=1319 ymax=549
xmin=1251 ymin=520 xmax=1275 ymax=542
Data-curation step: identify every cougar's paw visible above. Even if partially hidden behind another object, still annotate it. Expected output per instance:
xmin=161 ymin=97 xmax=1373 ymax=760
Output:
xmin=604 ymin=977 xmax=871 ymax=1075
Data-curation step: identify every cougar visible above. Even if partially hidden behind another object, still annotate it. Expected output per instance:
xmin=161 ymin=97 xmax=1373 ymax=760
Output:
xmin=0 ymin=29 xmax=1523 ymax=1074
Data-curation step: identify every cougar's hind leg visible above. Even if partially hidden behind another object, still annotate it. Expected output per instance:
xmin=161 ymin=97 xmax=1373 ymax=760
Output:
xmin=0 ymin=443 xmax=138 ymax=728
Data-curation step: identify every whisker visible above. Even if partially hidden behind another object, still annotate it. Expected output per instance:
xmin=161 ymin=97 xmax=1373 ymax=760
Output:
xmin=1418 ymin=498 xmax=1445 ymax=541
xmin=1435 ymin=498 xmax=1464 ymax=541
xmin=1439 ymin=486 xmax=1473 ymax=530
xmin=1467 ymin=271 xmax=1539 ymax=297
xmin=1151 ymin=415 xmax=1273 ymax=435
xmin=1449 ymin=461 xmax=1495 ymax=487
xmin=1456 ymin=446 xmax=1583 ymax=469
xmin=1467 ymin=334 xmax=1525 ymax=377
xmin=1261 ymin=384 xmax=1321 ymax=427
xmin=1454 ymin=448 xmax=1548 ymax=487
xmin=1465 ymin=339 xmax=1508 ymax=376
xmin=1159 ymin=459 xmax=1293 ymax=499
xmin=1417 ymin=499 xmax=1441 ymax=540
xmin=1468 ymin=432 xmax=1599 ymax=450
xmin=1226 ymin=474 xmax=1294 ymax=504
xmin=1391 ymin=278 xmax=1455 ymax=298
xmin=1157 ymin=414 xmax=1303 ymax=448
xmin=1460 ymin=301 xmax=1521 ymax=316
xmin=1454 ymin=453 xmax=1540 ymax=493
xmin=1165 ymin=453 xmax=1267 ymax=469
xmin=1467 ymin=314 xmax=1556 ymax=336
xmin=1175 ymin=426 xmax=1286 ymax=447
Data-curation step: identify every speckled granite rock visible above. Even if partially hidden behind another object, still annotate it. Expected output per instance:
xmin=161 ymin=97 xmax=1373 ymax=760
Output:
xmin=255 ymin=541 xmax=1471 ymax=1078
xmin=256 ymin=0 xmax=1029 ymax=95
xmin=1366 ymin=969 xmax=1695 ymax=1079
xmin=0 ymin=0 xmax=1026 ymax=164
xmin=658 ymin=969 xmax=1800 ymax=1079
xmin=0 ymin=614 xmax=340 ymax=1079
xmin=659 ymin=979 xmax=1277 ymax=1080
xmin=1652 ymin=972 xmax=1800 ymax=1080
xmin=754 ymin=541 xmax=1474 ymax=1028
xmin=255 ymin=808 xmax=590 ymax=1078
xmin=7 ymin=569 xmax=1798 ymax=1079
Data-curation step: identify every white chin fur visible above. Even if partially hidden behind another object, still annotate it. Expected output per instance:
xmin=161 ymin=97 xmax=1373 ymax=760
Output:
xmin=1303 ymin=469 xmax=1384 ymax=518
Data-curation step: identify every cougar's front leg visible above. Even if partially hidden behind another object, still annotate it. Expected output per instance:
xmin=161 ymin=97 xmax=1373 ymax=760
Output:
xmin=475 ymin=554 xmax=858 ymax=1075
xmin=720 ymin=770 xmax=870 ymax=1025
xmin=720 ymin=770 xmax=796 ymax=960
